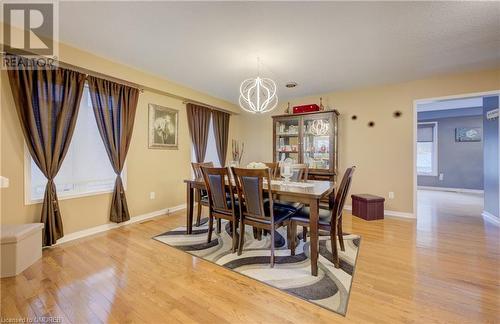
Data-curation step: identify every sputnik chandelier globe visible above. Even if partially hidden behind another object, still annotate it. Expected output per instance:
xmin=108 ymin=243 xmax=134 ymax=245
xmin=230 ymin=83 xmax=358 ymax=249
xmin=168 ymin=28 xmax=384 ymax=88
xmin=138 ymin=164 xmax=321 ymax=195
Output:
xmin=239 ymin=58 xmax=278 ymax=114
xmin=310 ymin=119 xmax=329 ymax=136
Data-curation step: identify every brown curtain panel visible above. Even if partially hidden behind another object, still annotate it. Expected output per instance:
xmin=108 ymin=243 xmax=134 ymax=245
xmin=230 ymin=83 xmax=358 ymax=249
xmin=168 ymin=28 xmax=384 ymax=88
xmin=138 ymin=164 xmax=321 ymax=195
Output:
xmin=186 ymin=103 xmax=211 ymax=163
xmin=7 ymin=59 xmax=86 ymax=246
xmin=87 ymin=76 xmax=139 ymax=223
xmin=212 ymin=110 xmax=230 ymax=166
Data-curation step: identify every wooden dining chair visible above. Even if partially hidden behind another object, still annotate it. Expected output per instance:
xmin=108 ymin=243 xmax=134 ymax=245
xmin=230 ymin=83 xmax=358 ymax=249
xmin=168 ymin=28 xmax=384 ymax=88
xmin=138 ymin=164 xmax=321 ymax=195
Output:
xmin=274 ymin=163 xmax=309 ymax=212
xmin=191 ymin=162 xmax=214 ymax=226
xmin=289 ymin=166 xmax=356 ymax=268
xmin=200 ymin=166 xmax=239 ymax=252
xmin=263 ymin=162 xmax=280 ymax=179
xmin=290 ymin=164 xmax=309 ymax=181
xmin=231 ymin=167 xmax=296 ymax=267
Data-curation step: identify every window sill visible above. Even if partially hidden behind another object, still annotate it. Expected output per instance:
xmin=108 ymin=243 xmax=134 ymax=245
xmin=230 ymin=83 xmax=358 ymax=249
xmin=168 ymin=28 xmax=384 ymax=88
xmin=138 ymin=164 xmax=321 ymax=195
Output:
xmin=417 ymin=173 xmax=438 ymax=177
xmin=25 ymin=188 xmax=120 ymax=205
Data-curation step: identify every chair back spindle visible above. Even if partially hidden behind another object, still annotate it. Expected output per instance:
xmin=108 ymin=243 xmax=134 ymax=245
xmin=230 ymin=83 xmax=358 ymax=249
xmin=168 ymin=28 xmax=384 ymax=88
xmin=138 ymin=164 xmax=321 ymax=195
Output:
xmin=191 ymin=162 xmax=214 ymax=179
xmin=263 ymin=162 xmax=279 ymax=179
xmin=331 ymin=167 xmax=356 ymax=224
xmin=290 ymin=164 xmax=309 ymax=182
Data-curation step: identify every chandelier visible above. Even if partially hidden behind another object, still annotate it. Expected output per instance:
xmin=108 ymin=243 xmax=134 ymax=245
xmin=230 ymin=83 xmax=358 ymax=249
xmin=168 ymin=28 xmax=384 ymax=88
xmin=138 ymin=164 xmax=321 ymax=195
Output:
xmin=239 ymin=58 xmax=278 ymax=113
xmin=310 ymin=119 xmax=329 ymax=136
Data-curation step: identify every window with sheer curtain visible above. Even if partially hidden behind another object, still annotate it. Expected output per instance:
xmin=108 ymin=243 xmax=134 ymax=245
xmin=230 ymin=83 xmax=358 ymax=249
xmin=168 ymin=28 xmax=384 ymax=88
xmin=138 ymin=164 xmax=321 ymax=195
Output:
xmin=417 ymin=122 xmax=438 ymax=176
xmin=191 ymin=115 xmax=220 ymax=166
xmin=26 ymin=85 xmax=126 ymax=203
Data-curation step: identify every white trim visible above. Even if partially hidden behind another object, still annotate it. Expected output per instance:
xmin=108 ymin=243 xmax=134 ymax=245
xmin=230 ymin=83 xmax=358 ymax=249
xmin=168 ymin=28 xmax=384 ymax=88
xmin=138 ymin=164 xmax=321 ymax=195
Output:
xmin=52 ymin=203 xmax=186 ymax=246
xmin=482 ymin=210 xmax=499 ymax=226
xmin=414 ymin=90 xmax=500 ymax=105
xmin=343 ymin=205 xmax=415 ymax=219
xmin=417 ymin=186 xmax=484 ymax=194
xmin=413 ymin=99 xmax=418 ymax=218
xmin=416 ymin=121 xmax=438 ymax=176
xmin=417 ymin=97 xmax=483 ymax=112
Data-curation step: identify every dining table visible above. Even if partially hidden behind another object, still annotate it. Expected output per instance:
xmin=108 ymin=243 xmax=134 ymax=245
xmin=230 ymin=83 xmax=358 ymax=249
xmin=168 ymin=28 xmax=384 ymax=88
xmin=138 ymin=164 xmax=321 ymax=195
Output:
xmin=183 ymin=177 xmax=336 ymax=276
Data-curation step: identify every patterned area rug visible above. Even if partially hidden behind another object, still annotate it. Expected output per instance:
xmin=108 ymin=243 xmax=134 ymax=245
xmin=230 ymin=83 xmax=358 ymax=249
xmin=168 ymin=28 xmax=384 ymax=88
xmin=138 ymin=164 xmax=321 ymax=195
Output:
xmin=153 ymin=219 xmax=360 ymax=316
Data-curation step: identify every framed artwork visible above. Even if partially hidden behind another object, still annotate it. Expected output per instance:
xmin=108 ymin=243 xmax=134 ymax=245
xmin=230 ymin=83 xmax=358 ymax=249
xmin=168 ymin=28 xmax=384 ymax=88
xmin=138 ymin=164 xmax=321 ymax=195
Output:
xmin=148 ymin=104 xmax=179 ymax=149
xmin=455 ymin=127 xmax=482 ymax=142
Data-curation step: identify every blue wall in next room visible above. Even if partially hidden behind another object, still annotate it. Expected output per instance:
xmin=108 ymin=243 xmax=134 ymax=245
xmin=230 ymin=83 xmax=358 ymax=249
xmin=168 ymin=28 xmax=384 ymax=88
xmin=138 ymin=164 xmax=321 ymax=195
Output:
xmin=483 ymin=95 xmax=499 ymax=219
xmin=418 ymin=109 xmax=484 ymax=190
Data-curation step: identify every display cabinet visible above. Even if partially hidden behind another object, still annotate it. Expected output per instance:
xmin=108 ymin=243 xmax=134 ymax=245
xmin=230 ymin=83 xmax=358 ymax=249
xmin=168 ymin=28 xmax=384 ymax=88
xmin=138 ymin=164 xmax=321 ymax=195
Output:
xmin=272 ymin=110 xmax=339 ymax=181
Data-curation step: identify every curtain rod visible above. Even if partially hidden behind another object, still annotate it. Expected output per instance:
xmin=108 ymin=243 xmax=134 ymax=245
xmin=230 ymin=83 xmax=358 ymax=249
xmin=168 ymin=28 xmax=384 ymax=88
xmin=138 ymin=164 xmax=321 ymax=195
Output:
xmin=58 ymin=60 xmax=238 ymax=115
xmin=3 ymin=52 xmax=237 ymax=115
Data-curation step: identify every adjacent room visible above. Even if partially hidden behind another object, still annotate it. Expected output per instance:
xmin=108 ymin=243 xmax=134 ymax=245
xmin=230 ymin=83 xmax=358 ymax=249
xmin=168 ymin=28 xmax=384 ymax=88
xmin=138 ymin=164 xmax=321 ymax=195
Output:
xmin=416 ymin=94 xmax=499 ymax=223
xmin=1 ymin=2 xmax=499 ymax=323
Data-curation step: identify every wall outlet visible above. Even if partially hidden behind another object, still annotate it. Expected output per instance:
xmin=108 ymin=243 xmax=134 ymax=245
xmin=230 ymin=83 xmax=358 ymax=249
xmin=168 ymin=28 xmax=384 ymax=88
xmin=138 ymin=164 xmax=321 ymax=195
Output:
xmin=388 ymin=192 xmax=395 ymax=199
xmin=439 ymin=173 xmax=444 ymax=181
xmin=0 ymin=176 xmax=9 ymax=188
xmin=149 ymin=192 xmax=156 ymax=200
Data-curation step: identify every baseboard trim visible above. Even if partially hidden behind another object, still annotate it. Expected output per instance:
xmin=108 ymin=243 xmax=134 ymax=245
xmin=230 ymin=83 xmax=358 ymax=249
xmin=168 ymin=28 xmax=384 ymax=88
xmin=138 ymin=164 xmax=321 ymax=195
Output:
xmin=343 ymin=205 xmax=415 ymax=219
xmin=54 ymin=203 xmax=186 ymax=246
xmin=417 ymin=186 xmax=484 ymax=194
xmin=54 ymin=201 xmax=416 ymax=245
xmin=482 ymin=210 xmax=500 ymax=226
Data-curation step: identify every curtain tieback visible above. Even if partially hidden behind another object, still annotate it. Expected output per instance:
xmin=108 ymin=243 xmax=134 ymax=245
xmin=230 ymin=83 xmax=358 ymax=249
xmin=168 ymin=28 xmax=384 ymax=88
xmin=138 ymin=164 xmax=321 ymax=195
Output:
xmin=115 ymin=174 xmax=124 ymax=194
xmin=46 ymin=179 xmax=58 ymax=211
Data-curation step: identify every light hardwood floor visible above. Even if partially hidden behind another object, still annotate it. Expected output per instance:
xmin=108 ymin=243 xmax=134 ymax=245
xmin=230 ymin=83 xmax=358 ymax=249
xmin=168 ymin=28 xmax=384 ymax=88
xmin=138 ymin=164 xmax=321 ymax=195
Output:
xmin=1 ymin=191 xmax=499 ymax=323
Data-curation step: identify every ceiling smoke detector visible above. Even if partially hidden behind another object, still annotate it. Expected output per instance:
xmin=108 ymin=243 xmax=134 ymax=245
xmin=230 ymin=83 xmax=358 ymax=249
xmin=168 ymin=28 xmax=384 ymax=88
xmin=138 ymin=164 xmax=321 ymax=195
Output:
xmin=285 ymin=82 xmax=298 ymax=88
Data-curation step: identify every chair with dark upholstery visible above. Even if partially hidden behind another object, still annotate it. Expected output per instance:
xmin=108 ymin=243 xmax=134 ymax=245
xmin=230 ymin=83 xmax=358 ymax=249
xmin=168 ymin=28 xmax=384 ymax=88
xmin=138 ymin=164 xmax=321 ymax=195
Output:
xmin=289 ymin=166 xmax=356 ymax=268
xmin=231 ymin=167 xmax=295 ymax=267
xmin=201 ymin=166 xmax=239 ymax=252
xmin=191 ymin=162 xmax=214 ymax=226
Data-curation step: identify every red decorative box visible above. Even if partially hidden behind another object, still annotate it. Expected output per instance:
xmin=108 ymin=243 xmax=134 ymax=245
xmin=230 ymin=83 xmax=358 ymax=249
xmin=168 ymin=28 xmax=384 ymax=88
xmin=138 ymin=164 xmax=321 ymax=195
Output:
xmin=293 ymin=104 xmax=320 ymax=114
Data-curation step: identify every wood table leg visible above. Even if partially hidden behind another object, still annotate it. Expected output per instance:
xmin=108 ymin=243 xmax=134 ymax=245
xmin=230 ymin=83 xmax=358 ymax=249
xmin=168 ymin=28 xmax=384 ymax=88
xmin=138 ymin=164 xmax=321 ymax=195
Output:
xmin=186 ymin=183 xmax=194 ymax=234
xmin=309 ymin=198 xmax=319 ymax=276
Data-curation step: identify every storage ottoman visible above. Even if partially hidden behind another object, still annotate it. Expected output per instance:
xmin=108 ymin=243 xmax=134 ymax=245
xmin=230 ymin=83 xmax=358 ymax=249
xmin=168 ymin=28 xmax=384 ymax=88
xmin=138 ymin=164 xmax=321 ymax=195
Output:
xmin=351 ymin=194 xmax=385 ymax=220
xmin=1 ymin=223 xmax=44 ymax=278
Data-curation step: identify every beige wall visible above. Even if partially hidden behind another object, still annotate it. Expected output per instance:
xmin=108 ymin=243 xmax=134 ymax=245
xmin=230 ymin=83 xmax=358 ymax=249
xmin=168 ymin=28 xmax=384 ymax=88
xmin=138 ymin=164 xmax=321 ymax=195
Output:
xmin=0 ymin=42 xmax=241 ymax=235
xmin=1 ymin=31 xmax=498 ymax=236
xmin=240 ymin=68 xmax=500 ymax=214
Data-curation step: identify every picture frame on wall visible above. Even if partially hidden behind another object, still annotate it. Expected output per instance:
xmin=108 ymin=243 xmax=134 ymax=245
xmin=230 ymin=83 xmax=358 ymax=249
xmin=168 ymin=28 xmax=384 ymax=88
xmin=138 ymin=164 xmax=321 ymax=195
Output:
xmin=148 ymin=104 xmax=179 ymax=149
xmin=455 ymin=127 xmax=482 ymax=142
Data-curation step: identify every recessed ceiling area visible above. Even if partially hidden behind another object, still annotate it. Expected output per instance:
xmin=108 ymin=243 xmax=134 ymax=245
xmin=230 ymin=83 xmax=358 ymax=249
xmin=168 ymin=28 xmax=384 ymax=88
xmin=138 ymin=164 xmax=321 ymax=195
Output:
xmin=58 ymin=1 xmax=500 ymax=103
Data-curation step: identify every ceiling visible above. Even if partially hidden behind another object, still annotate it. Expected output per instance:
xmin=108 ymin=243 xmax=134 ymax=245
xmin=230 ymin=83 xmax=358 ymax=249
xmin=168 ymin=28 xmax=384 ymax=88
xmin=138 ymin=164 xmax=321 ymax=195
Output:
xmin=58 ymin=1 xmax=500 ymax=104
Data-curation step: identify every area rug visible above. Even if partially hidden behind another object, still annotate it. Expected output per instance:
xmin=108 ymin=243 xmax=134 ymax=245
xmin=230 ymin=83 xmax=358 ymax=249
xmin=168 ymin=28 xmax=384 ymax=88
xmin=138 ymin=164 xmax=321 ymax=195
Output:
xmin=153 ymin=219 xmax=360 ymax=316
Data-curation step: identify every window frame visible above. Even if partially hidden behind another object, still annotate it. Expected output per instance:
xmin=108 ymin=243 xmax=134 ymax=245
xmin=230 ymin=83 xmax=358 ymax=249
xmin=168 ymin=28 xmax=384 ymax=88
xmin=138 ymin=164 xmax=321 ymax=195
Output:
xmin=417 ymin=121 xmax=438 ymax=177
xmin=23 ymin=139 xmax=127 ymax=205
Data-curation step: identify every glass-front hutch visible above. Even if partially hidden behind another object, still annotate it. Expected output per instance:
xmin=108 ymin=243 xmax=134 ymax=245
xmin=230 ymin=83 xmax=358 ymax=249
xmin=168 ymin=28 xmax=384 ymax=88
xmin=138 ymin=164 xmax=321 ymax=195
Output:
xmin=272 ymin=110 xmax=339 ymax=181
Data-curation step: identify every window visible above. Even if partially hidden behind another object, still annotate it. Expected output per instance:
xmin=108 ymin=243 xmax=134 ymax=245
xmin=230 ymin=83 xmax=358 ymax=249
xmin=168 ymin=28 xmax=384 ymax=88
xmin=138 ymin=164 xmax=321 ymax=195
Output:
xmin=417 ymin=122 xmax=438 ymax=176
xmin=191 ymin=115 xmax=220 ymax=166
xmin=25 ymin=85 xmax=125 ymax=204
